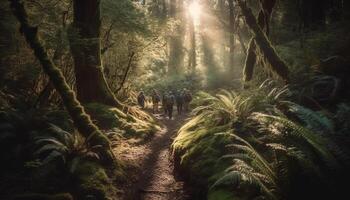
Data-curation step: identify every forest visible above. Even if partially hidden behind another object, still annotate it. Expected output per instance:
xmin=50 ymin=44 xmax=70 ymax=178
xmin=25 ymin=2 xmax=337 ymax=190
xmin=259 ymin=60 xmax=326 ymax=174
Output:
xmin=1 ymin=0 xmax=350 ymax=200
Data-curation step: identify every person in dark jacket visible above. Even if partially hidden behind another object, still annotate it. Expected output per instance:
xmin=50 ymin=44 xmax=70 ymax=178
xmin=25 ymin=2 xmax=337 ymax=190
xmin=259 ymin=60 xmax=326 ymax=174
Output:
xmin=151 ymin=89 xmax=160 ymax=113
xmin=175 ymin=90 xmax=184 ymax=115
xmin=137 ymin=91 xmax=146 ymax=109
xmin=164 ymin=92 xmax=175 ymax=119
xmin=162 ymin=92 xmax=168 ymax=115
xmin=183 ymin=89 xmax=192 ymax=112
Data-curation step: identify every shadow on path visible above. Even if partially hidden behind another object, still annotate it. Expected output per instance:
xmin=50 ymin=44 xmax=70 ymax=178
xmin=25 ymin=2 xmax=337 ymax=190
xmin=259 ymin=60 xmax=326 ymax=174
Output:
xmin=118 ymin=112 xmax=191 ymax=200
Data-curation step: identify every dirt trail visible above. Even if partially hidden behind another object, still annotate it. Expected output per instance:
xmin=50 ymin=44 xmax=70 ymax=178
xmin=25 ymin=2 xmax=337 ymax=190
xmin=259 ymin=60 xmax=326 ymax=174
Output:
xmin=113 ymin=112 xmax=190 ymax=200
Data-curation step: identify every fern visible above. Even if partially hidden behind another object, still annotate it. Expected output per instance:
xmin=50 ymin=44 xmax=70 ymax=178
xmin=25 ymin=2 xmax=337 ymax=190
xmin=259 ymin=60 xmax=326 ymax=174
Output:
xmin=335 ymin=103 xmax=350 ymax=135
xmin=213 ymin=132 xmax=278 ymax=199
xmin=283 ymin=101 xmax=334 ymax=134
xmin=35 ymin=124 xmax=100 ymax=165
xmin=251 ymin=112 xmax=340 ymax=169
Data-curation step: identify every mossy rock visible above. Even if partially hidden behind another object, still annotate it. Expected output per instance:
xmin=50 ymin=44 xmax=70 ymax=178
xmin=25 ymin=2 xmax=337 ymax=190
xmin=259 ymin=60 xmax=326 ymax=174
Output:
xmin=173 ymin=125 xmax=232 ymax=182
xmin=84 ymin=103 xmax=123 ymax=129
xmin=73 ymin=161 xmax=114 ymax=200
xmin=172 ymin=119 xmax=235 ymax=198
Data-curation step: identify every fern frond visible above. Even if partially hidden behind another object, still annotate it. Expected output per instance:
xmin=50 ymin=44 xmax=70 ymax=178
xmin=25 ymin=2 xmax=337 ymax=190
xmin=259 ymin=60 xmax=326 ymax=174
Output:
xmin=252 ymin=112 xmax=340 ymax=168
xmin=283 ymin=101 xmax=334 ymax=134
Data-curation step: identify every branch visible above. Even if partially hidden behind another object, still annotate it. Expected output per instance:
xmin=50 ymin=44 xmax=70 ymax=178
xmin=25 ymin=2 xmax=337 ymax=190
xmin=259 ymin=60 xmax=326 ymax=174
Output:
xmin=237 ymin=0 xmax=290 ymax=83
xmin=116 ymin=52 xmax=135 ymax=92
xmin=101 ymin=21 xmax=115 ymax=55
xmin=237 ymin=24 xmax=247 ymax=54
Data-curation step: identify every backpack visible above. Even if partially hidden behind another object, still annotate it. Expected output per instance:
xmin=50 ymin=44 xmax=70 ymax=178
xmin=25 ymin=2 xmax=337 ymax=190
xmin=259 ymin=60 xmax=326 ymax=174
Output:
xmin=176 ymin=94 xmax=184 ymax=103
xmin=152 ymin=93 xmax=160 ymax=103
xmin=166 ymin=94 xmax=175 ymax=105
xmin=184 ymin=92 xmax=192 ymax=102
xmin=137 ymin=94 xmax=145 ymax=105
xmin=155 ymin=94 xmax=160 ymax=102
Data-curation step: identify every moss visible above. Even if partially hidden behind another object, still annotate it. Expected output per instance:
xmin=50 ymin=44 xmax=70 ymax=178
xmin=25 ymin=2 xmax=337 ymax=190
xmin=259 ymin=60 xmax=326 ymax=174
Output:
xmin=85 ymin=103 xmax=160 ymax=138
xmin=172 ymin=120 xmax=233 ymax=190
xmin=208 ymin=189 xmax=237 ymax=200
xmin=238 ymin=0 xmax=290 ymax=83
xmin=243 ymin=38 xmax=257 ymax=82
xmin=9 ymin=0 xmax=115 ymax=164
xmin=73 ymin=161 xmax=114 ymax=200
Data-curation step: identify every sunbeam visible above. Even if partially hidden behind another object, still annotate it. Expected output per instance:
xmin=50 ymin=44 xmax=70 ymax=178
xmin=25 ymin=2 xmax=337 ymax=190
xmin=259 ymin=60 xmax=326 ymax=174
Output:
xmin=188 ymin=0 xmax=201 ymax=25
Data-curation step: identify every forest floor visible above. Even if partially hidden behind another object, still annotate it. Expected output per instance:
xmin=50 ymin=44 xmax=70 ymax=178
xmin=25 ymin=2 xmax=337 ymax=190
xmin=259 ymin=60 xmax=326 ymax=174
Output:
xmin=113 ymin=110 xmax=191 ymax=200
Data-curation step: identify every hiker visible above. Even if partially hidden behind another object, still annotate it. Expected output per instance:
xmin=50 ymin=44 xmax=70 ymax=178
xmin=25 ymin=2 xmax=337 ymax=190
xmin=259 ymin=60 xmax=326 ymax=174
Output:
xmin=183 ymin=89 xmax=192 ymax=112
xmin=165 ymin=92 xmax=175 ymax=119
xmin=151 ymin=89 xmax=160 ymax=113
xmin=175 ymin=90 xmax=184 ymax=115
xmin=162 ymin=92 xmax=168 ymax=115
xmin=137 ymin=91 xmax=146 ymax=109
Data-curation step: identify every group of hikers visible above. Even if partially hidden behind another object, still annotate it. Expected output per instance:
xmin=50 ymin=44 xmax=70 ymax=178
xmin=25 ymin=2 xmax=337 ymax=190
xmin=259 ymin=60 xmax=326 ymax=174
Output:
xmin=137 ymin=89 xmax=192 ymax=119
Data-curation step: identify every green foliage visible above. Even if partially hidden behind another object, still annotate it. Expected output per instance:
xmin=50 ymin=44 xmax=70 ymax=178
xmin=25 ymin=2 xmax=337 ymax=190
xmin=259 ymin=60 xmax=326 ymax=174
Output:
xmin=212 ymin=133 xmax=277 ymax=200
xmin=173 ymin=82 xmax=348 ymax=199
xmin=34 ymin=124 xmax=100 ymax=166
xmin=283 ymin=101 xmax=335 ymax=134
xmin=140 ymin=73 xmax=203 ymax=94
xmin=172 ymin=82 xmax=288 ymax=196
xmin=102 ymin=0 xmax=149 ymax=34
xmin=0 ymin=106 xmax=120 ymax=199
xmin=335 ymin=103 xmax=350 ymax=135
xmin=207 ymin=189 xmax=237 ymax=200
xmin=85 ymin=103 xmax=160 ymax=138
xmin=73 ymin=161 xmax=114 ymax=200
xmin=0 ymin=107 xmax=74 ymax=171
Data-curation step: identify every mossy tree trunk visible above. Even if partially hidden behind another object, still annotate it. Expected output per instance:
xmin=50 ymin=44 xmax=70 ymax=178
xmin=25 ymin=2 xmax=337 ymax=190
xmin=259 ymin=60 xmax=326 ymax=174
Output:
xmin=188 ymin=10 xmax=196 ymax=73
xmin=168 ymin=0 xmax=185 ymax=75
xmin=228 ymin=0 xmax=236 ymax=74
xmin=69 ymin=0 xmax=122 ymax=107
xmin=258 ymin=0 xmax=276 ymax=36
xmin=239 ymin=0 xmax=289 ymax=83
xmin=243 ymin=38 xmax=256 ymax=82
xmin=9 ymin=0 xmax=115 ymax=165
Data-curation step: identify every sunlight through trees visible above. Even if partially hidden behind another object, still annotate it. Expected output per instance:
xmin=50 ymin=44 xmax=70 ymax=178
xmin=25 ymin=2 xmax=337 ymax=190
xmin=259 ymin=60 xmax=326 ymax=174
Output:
xmin=188 ymin=0 xmax=201 ymax=26
xmin=1 ymin=0 xmax=350 ymax=199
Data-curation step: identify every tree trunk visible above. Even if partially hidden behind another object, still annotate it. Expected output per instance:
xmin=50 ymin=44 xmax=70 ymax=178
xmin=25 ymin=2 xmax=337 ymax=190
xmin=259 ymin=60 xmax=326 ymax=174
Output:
xmin=168 ymin=0 xmax=185 ymax=75
xmin=161 ymin=0 xmax=167 ymax=18
xmin=69 ymin=0 xmax=121 ymax=107
xmin=169 ymin=0 xmax=177 ymax=17
xmin=243 ymin=38 xmax=256 ymax=82
xmin=188 ymin=14 xmax=196 ymax=73
xmin=237 ymin=25 xmax=247 ymax=54
xmin=9 ymin=0 xmax=115 ymax=164
xmin=258 ymin=0 xmax=276 ymax=36
xmin=238 ymin=0 xmax=290 ymax=83
xmin=228 ymin=0 xmax=236 ymax=74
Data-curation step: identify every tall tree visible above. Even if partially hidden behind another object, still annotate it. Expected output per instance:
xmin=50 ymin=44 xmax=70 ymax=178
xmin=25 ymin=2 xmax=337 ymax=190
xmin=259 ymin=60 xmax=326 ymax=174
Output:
xmin=9 ymin=0 xmax=115 ymax=164
xmin=168 ymin=0 xmax=185 ymax=75
xmin=228 ymin=0 xmax=236 ymax=74
xmin=188 ymin=1 xmax=197 ymax=73
xmin=69 ymin=0 xmax=120 ymax=107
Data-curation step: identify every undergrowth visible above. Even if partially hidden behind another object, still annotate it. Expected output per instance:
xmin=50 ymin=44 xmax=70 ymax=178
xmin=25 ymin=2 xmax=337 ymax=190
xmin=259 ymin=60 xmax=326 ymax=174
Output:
xmin=172 ymin=80 xmax=350 ymax=199
xmin=85 ymin=103 xmax=160 ymax=139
